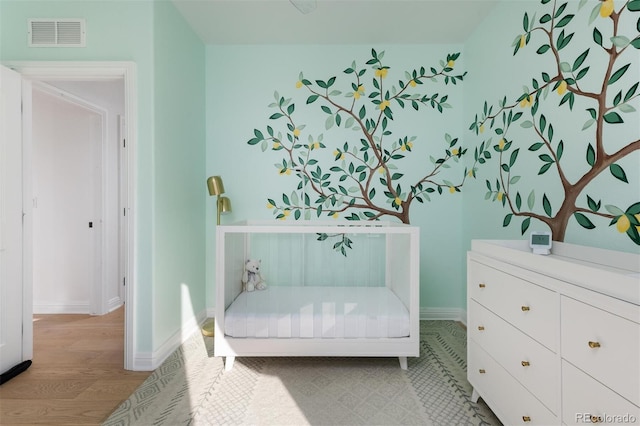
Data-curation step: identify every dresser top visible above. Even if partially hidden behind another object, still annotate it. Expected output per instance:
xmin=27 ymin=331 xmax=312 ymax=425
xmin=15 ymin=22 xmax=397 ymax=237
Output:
xmin=470 ymin=240 xmax=640 ymax=305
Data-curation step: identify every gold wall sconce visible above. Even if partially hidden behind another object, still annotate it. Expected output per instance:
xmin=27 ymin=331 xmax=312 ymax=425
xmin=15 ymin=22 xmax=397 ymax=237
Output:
xmin=207 ymin=175 xmax=232 ymax=225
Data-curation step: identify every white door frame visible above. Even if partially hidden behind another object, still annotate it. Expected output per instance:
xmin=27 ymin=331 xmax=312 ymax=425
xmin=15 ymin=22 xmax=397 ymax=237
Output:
xmin=4 ymin=61 xmax=137 ymax=370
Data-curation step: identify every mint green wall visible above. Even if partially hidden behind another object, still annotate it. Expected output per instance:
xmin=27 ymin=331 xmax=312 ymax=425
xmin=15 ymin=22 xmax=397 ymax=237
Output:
xmin=462 ymin=0 xmax=639 ymax=312
xmin=1 ymin=1 xmax=206 ymax=355
xmin=463 ymin=0 xmax=639 ymax=272
xmin=206 ymin=45 xmax=467 ymax=310
xmin=152 ymin=2 xmax=206 ymax=347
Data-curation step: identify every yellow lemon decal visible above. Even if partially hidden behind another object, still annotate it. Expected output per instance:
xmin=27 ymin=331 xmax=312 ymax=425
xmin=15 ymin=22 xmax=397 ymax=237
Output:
xmin=313 ymin=142 xmax=320 ymax=150
xmin=452 ymin=148 xmax=459 ymax=156
xmin=616 ymin=215 xmax=630 ymax=233
xmin=498 ymin=139 xmax=505 ymax=150
xmin=479 ymin=124 xmax=485 ymax=134
xmin=447 ymin=60 xmax=455 ymax=68
xmin=497 ymin=191 xmax=504 ymax=201
xmin=354 ymin=91 xmax=361 ymax=99
xmin=408 ymin=141 xmax=413 ymax=149
xmin=296 ymin=80 xmax=303 ymax=88
xmin=519 ymin=34 xmax=526 ymax=48
xmin=557 ymin=80 xmax=568 ymax=95
xmin=378 ymin=167 xmax=385 ymax=174
xmin=273 ymin=142 xmax=281 ymax=149
xmin=520 ymin=95 xmax=532 ymax=108
xmin=468 ymin=170 xmax=474 ymax=177
xmin=375 ymin=68 xmax=388 ymax=79
xmin=332 ymin=212 xmax=339 ymax=219
xmin=600 ymin=0 xmax=614 ymax=18
xmin=449 ymin=186 xmax=456 ymax=194
xmin=283 ymin=209 xmax=291 ymax=217
xmin=395 ymin=197 xmax=402 ymax=205
xmin=409 ymin=80 xmax=417 ymax=87
xmin=293 ymin=128 xmax=300 ymax=137
xmin=267 ymin=203 xmax=274 ymax=209
xmin=380 ymin=100 xmax=390 ymax=111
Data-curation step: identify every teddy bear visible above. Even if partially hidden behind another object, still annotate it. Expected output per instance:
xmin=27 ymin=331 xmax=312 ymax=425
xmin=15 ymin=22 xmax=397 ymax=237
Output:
xmin=242 ymin=259 xmax=267 ymax=292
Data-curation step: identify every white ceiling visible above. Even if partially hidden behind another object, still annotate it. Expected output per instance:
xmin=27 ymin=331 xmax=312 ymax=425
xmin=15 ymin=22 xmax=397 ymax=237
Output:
xmin=171 ymin=0 xmax=500 ymax=45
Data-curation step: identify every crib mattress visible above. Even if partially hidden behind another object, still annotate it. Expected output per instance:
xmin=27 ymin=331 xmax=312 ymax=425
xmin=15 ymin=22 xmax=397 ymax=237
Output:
xmin=224 ymin=286 xmax=410 ymax=338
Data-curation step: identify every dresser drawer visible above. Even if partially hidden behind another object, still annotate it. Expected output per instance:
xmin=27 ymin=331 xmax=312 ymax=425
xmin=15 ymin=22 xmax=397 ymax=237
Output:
xmin=468 ymin=260 xmax=559 ymax=350
xmin=469 ymin=300 xmax=558 ymax=414
xmin=562 ymin=360 xmax=640 ymax=425
xmin=561 ymin=296 xmax=640 ymax=405
xmin=468 ymin=340 xmax=559 ymax=425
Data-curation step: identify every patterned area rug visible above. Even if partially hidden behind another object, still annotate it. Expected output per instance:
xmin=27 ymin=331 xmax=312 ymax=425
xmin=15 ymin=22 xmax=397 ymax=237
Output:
xmin=103 ymin=321 xmax=501 ymax=425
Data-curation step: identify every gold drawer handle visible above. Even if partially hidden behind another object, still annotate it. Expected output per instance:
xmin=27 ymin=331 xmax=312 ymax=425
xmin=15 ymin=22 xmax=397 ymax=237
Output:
xmin=521 ymin=306 xmax=530 ymax=312
xmin=478 ymin=326 xmax=485 ymax=331
xmin=523 ymin=416 xmax=531 ymax=422
xmin=521 ymin=361 xmax=530 ymax=367
xmin=588 ymin=341 xmax=601 ymax=349
xmin=479 ymin=283 xmax=486 ymax=288
xmin=479 ymin=369 xmax=486 ymax=374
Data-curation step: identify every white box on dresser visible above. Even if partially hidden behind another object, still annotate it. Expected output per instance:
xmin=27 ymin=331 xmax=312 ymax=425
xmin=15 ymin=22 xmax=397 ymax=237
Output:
xmin=467 ymin=240 xmax=640 ymax=426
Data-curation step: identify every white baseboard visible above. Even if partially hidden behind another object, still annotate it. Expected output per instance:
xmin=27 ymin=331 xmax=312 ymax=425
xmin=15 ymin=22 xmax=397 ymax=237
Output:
xmin=33 ymin=302 xmax=90 ymax=314
xmin=107 ymin=297 xmax=123 ymax=313
xmin=132 ymin=308 xmax=209 ymax=371
xmin=420 ymin=307 xmax=467 ymax=325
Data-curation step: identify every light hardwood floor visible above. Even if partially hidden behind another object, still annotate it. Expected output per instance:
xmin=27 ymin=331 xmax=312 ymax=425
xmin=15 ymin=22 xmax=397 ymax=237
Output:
xmin=0 ymin=307 xmax=151 ymax=425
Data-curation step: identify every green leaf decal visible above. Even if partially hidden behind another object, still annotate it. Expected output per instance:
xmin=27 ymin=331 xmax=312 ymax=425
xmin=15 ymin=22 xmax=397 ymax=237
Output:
xmin=529 ymin=142 xmax=544 ymax=151
xmin=610 ymin=164 xmax=629 ymax=183
xmin=572 ymin=50 xmax=589 ymax=71
xmin=537 ymin=45 xmax=551 ymax=54
xmin=593 ymin=28 xmax=603 ymax=46
xmin=627 ymin=202 xmax=640 ymax=215
xmin=603 ymin=112 xmax=623 ymax=123
xmin=527 ymin=190 xmax=535 ymax=210
xmin=521 ymin=217 xmax=531 ymax=235
xmin=574 ymin=213 xmax=596 ymax=229
xmin=608 ymin=64 xmax=630 ymax=86
xmin=586 ymin=143 xmax=596 ymax=166
xmin=605 ymin=205 xmax=625 ymax=216
xmin=543 ymin=193 xmax=552 ymax=217
xmin=539 ymin=163 xmax=553 ymax=175
xmin=587 ymin=195 xmax=601 ymax=212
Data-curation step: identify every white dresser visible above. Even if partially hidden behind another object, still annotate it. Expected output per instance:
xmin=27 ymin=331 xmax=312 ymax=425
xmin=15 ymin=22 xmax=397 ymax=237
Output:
xmin=467 ymin=240 xmax=640 ymax=425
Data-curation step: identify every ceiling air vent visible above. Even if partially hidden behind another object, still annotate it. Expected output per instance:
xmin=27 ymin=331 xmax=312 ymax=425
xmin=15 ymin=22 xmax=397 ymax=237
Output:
xmin=28 ymin=19 xmax=86 ymax=47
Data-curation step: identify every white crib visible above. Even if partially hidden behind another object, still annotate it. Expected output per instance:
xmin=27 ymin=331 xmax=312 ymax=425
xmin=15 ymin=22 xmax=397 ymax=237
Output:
xmin=214 ymin=220 xmax=420 ymax=371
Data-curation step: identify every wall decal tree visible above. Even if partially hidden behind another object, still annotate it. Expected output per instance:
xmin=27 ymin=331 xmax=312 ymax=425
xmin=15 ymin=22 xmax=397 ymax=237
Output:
xmin=470 ymin=0 xmax=640 ymax=245
xmin=248 ymin=49 xmax=470 ymax=230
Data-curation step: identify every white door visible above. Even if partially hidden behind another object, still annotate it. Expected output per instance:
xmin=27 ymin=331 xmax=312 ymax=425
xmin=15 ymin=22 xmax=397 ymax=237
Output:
xmin=0 ymin=65 xmax=25 ymax=373
xmin=31 ymin=88 xmax=102 ymax=314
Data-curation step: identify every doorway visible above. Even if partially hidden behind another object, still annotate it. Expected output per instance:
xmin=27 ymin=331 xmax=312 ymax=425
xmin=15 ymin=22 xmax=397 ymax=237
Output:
xmin=31 ymin=82 xmax=106 ymax=315
xmin=5 ymin=61 xmax=137 ymax=370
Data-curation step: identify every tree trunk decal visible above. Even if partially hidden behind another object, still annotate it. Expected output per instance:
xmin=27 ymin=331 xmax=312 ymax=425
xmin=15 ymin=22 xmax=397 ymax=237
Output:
xmin=471 ymin=0 xmax=640 ymax=245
